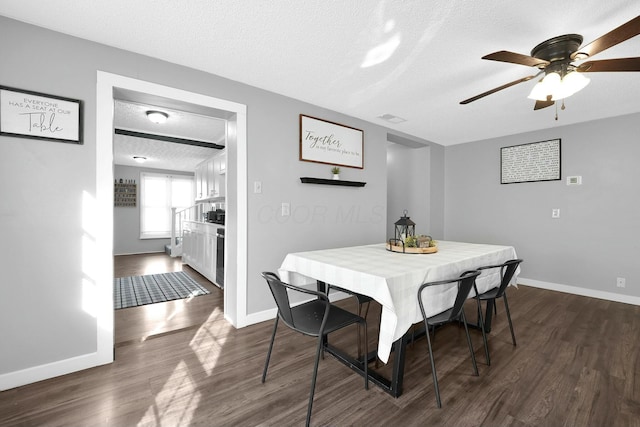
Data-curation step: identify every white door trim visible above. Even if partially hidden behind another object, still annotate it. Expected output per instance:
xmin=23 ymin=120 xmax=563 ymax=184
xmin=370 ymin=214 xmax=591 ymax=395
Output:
xmin=96 ymin=73 xmax=249 ymax=366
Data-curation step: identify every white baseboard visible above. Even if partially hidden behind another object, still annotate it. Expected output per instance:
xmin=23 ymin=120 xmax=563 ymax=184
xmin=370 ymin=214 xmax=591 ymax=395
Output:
xmin=113 ymin=250 xmax=166 ymax=256
xmin=0 ymin=352 xmax=112 ymax=391
xmin=241 ymin=307 xmax=278 ymax=327
xmin=239 ymin=290 xmax=353 ymax=328
xmin=234 ymin=279 xmax=640 ymax=330
xmin=519 ymin=277 xmax=640 ymax=306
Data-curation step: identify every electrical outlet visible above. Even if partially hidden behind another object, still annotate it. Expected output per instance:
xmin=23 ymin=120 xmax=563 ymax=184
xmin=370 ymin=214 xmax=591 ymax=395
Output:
xmin=552 ymin=208 xmax=560 ymax=218
xmin=281 ymin=202 xmax=290 ymax=216
xmin=617 ymin=277 xmax=626 ymax=288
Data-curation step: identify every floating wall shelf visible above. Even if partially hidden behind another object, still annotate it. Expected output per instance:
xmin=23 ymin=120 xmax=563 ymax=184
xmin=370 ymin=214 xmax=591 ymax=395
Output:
xmin=300 ymin=177 xmax=366 ymax=187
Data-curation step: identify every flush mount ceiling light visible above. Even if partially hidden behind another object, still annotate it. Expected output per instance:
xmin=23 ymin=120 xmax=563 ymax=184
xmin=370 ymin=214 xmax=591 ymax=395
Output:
xmin=146 ymin=110 xmax=168 ymax=124
xmin=133 ymin=156 xmax=147 ymax=163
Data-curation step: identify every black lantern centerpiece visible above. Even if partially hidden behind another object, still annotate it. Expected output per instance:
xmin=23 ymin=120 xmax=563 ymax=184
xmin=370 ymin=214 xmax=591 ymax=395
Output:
xmin=394 ymin=210 xmax=415 ymax=243
xmin=387 ymin=210 xmax=437 ymax=254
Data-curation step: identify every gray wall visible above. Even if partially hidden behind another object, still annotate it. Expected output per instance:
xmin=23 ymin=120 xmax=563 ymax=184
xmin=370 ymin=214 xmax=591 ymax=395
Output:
xmin=113 ymin=165 xmax=194 ymax=255
xmin=245 ymin=108 xmax=390 ymax=314
xmin=387 ymin=143 xmax=431 ymax=239
xmin=1 ymin=16 xmax=441 ymax=383
xmin=4 ymin=11 xmax=635 ymax=388
xmin=444 ymin=112 xmax=640 ymax=299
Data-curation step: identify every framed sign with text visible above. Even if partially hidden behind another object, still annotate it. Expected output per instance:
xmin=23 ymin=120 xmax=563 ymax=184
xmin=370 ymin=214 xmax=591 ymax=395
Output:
xmin=501 ymin=138 xmax=561 ymax=184
xmin=299 ymin=114 xmax=364 ymax=169
xmin=0 ymin=85 xmax=83 ymax=144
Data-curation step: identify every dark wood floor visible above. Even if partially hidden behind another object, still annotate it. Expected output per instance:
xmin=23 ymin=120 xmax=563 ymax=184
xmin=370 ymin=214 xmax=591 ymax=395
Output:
xmin=112 ymin=253 xmax=222 ymax=346
xmin=1 ymin=254 xmax=639 ymax=426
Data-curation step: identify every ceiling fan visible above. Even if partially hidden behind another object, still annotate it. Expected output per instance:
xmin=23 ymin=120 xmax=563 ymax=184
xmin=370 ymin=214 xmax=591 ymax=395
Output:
xmin=460 ymin=15 xmax=640 ymax=111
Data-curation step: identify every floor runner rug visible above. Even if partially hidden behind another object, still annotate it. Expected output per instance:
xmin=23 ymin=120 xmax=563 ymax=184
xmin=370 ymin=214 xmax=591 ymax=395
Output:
xmin=114 ymin=271 xmax=210 ymax=309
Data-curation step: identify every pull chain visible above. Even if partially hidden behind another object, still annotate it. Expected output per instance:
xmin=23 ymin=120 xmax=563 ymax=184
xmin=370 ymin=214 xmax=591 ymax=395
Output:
xmin=554 ymin=99 xmax=567 ymax=121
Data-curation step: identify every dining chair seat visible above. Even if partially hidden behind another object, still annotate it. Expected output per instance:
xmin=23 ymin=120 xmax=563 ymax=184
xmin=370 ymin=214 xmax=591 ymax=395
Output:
xmin=286 ymin=299 xmax=367 ymax=336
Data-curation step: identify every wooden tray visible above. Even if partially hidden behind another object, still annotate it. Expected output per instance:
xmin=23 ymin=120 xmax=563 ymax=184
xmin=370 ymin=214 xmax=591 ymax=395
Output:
xmin=386 ymin=243 xmax=438 ymax=254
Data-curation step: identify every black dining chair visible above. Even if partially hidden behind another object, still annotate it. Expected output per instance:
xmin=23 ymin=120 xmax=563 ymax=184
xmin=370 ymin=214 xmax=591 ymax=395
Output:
xmin=474 ymin=259 xmax=523 ymax=348
xmin=417 ymin=270 xmax=482 ymax=408
xmin=327 ymin=285 xmax=373 ymax=359
xmin=261 ymin=272 xmax=368 ymax=427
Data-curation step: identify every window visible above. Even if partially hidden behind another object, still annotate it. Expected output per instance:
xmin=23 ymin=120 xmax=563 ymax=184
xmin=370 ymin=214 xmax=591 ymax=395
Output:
xmin=140 ymin=172 xmax=194 ymax=239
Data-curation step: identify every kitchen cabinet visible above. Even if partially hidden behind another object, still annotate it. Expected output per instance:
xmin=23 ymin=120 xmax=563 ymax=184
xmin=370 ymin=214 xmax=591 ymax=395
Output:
xmin=213 ymin=151 xmax=226 ymax=198
xmin=195 ymin=150 xmax=226 ymax=201
xmin=182 ymin=220 xmax=220 ymax=286
xmin=195 ymin=160 xmax=210 ymax=200
xmin=203 ymin=232 xmax=217 ymax=278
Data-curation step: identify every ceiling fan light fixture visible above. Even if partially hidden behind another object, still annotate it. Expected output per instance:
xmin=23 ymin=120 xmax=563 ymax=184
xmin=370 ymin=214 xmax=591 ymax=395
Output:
xmin=528 ymin=70 xmax=590 ymax=101
xmin=527 ymin=72 xmax=561 ymax=101
xmin=555 ymin=71 xmax=590 ymax=100
xmin=146 ymin=110 xmax=169 ymax=124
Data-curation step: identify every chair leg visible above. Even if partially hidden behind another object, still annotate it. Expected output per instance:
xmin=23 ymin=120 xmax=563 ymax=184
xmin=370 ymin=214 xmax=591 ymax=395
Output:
xmin=362 ymin=319 xmax=369 ymax=390
xmin=262 ymin=316 xmax=279 ymax=383
xmin=461 ymin=310 xmax=479 ymax=376
xmin=475 ymin=297 xmax=491 ymax=366
xmin=306 ymin=334 xmax=325 ymax=427
xmin=423 ymin=320 xmax=442 ymax=408
xmin=356 ymin=300 xmax=371 ymax=359
xmin=503 ymin=294 xmax=517 ymax=346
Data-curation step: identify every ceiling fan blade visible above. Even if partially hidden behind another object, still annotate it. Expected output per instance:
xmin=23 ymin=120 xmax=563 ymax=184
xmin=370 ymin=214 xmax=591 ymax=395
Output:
xmin=534 ymin=97 xmax=554 ymax=110
xmin=460 ymin=74 xmax=540 ymax=105
xmin=577 ymin=57 xmax=640 ymax=72
xmin=572 ymin=15 xmax=640 ymax=59
xmin=483 ymin=50 xmax=549 ymax=68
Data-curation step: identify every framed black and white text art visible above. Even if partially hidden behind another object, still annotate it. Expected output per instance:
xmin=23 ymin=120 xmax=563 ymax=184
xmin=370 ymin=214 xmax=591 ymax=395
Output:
xmin=0 ymin=85 xmax=83 ymax=144
xmin=501 ymin=139 xmax=560 ymax=184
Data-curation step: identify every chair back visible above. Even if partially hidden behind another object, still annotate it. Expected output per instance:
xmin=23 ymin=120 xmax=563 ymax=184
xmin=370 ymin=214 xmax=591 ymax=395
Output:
xmin=262 ymin=272 xmax=296 ymax=327
xmin=493 ymin=259 xmax=523 ymax=298
xmin=418 ymin=270 xmax=481 ymax=322
xmin=449 ymin=270 xmax=482 ymax=321
xmin=261 ymin=271 xmax=328 ymax=331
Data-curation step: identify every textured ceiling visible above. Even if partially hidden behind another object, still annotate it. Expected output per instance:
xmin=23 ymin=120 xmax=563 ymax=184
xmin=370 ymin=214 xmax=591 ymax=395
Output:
xmin=1 ymin=1 xmax=639 ymax=147
xmin=112 ymin=98 xmax=226 ymax=172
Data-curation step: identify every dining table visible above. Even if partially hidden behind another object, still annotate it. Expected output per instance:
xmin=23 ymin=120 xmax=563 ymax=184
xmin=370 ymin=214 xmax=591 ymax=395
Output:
xmin=278 ymin=240 xmax=519 ymax=397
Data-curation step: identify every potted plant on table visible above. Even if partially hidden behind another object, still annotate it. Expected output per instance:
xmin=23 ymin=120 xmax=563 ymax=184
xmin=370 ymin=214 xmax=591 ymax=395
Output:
xmin=331 ymin=166 xmax=340 ymax=180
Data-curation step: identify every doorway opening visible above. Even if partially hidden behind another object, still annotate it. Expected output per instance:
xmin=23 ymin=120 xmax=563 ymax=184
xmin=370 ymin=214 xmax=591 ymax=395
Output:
xmin=386 ymin=134 xmax=430 ymax=237
xmin=96 ymin=71 xmax=248 ymax=363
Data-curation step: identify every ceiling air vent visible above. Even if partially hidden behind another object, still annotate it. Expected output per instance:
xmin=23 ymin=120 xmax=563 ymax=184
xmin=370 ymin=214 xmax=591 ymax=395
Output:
xmin=378 ymin=114 xmax=406 ymax=124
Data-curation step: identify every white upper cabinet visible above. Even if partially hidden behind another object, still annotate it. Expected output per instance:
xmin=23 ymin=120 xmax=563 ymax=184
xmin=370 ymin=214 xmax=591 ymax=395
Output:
xmin=195 ymin=150 xmax=226 ymax=201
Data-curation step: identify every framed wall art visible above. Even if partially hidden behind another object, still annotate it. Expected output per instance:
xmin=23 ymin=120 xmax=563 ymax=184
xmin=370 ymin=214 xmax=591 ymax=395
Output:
xmin=501 ymin=138 xmax=561 ymax=184
xmin=299 ymin=114 xmax=364 ymax=169
xmin=0 ymin=85 xmax=83 ymax=144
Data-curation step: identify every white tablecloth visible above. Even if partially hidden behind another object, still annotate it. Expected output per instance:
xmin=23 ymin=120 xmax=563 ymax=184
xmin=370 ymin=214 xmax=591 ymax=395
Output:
xmin=278 ymin=241 xmax=518 ymax=363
